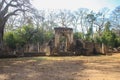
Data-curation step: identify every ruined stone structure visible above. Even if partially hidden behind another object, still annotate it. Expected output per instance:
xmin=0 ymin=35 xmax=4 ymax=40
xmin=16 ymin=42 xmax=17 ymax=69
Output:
xmin=47 ymin=27 xmax=104 ymax=56
xmin=54 ymin=27 xmax=73 ymax=52
xmin=0 ymin=27 xmax=113 ymax=57
xmin=18 ymin=27 xmax=107 ymax=56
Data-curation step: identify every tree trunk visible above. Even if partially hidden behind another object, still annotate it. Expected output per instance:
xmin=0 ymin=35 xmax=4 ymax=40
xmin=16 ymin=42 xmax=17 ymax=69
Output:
xmin=0 ymin=30 xmax=4 ymax=50
xmin=0 ymin=21 xmax=5 ymax=50
xmin=37 ymin=42 xmax=40 ymax=52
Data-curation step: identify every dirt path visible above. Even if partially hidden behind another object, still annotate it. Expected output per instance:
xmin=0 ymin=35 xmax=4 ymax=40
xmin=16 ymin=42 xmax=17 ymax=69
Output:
xmin=0 ymin=54 xmax=120 ymax=80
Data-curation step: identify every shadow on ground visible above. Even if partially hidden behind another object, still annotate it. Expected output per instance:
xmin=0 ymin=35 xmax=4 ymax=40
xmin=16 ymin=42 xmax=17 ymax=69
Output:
xmin=0 ymin=55 xmax=120 ymax=80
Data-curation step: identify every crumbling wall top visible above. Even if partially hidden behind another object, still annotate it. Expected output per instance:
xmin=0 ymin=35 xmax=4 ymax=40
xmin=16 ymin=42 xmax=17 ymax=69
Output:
xmin=54 ymin=27 xmax=73 ymax=31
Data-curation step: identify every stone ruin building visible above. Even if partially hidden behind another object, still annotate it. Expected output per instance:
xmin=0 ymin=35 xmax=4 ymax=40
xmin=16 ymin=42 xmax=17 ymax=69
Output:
xmin=16 ymin=27 xmax=109 ymax=56
xmin=15 ymin=27 xmax=107 ymax=57
xmin=46 ymin=27 xmax=104 ymax=56
xmin=0 ymin=27 xmax=116 ymax=58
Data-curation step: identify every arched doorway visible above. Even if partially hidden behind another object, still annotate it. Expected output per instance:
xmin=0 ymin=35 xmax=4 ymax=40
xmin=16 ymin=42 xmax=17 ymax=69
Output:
xmin=54 ymin=27 xmax=73 ymax=52
xmin=59 ymin=32 xmax=67 ymax=52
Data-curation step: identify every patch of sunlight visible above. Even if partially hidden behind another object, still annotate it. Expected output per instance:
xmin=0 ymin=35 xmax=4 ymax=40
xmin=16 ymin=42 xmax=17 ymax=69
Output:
xmin=0 ymin=74 xmax=9 ymax=80
xmin=27 ymin=73 xmax=40 ymax=78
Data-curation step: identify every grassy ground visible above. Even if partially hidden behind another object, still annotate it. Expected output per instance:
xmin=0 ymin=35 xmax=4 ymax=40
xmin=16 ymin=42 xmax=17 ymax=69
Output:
xmin=0 ymin=53 xmax=120 ymax=80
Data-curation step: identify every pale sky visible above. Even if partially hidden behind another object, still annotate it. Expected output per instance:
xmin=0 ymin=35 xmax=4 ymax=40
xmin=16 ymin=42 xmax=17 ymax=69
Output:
xmin=32 ymin=0 xmax=120 ymax=11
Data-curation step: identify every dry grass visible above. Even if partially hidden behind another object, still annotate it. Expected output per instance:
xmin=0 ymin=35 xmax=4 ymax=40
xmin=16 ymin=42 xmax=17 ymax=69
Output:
xmin=0 ymin=53 xmax=120 ymax=80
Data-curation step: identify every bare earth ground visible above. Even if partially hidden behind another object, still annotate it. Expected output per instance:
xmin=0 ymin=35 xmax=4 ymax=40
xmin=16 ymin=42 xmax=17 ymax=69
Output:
xmin=0 ymin=54 xmax=120 ymax=80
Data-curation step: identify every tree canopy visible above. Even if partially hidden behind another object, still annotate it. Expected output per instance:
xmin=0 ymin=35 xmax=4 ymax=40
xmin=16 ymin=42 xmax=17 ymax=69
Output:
xmin=0 ymin=1 xmax=120 ymax=49
xmin=0 ymin=0 xmax=32 ymax=49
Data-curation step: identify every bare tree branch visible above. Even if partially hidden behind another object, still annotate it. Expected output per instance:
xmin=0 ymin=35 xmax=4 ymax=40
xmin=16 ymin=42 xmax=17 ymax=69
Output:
xmin=5 ymin=9 xmax=26 ymax=20
xmin=0 ymin=0 xmax=14 ymax=17
xmin=0 ymin=0 xmax=5 ymax=11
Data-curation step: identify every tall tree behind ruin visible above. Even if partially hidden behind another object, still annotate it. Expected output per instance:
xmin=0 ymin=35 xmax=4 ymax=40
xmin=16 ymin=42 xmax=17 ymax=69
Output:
xmin=110 ymin=6 xmax=120 ymax=36
xmin=86 ymin=12 xmax=96 ymax=40
xmin=56 ymin=10 xmax=73 ymax=27
xmin=0 ymin=0 xmax=31 ymax=49
xmin=44 ymin=10 xmax=58 ymax=31
xmin=73 ymin=8 xmax=89 ymax=38
xmin=95 ymin=8 xmax=109 ymax=36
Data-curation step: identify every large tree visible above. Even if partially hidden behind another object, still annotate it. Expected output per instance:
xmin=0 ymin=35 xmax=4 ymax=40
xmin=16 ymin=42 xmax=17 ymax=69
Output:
xmin=101 ymin=21 xmax=117 ymax=47
xmin=95 ymin=8 xmax=109 ymax=36
xmin=72 ymin=8 xmax=89 ymax=37
xmin=110 ymin=6 xmax=120 ymax=36
xmin=111 ymin=6 xmax=120 ymax=29
xmin=86 ymin=12 xmax=96 ymax=40
xmin=56 ymin=10 xmax=73 ymax=27
xmin=0 ymin=0 xmax=31 ymax=49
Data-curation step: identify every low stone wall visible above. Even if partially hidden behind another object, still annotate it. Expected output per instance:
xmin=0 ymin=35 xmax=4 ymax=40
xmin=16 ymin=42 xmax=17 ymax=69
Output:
xmin=22 ymin=43 xmax=51 ymax=56
xmin=84 ymin=42 xmax=94 ymax=55
xmin=0 ymin=40 xmax=106 ymax=57
xmin=95 ymin=43 xmax=102 ymax=54
xmin=0 ymin=50 xmax=18 ymax=58
xmin=84 ymin=42 xmax=102 ymax=55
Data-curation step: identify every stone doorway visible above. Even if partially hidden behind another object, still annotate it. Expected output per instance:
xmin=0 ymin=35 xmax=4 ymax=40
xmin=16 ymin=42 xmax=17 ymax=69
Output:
xmin=59 ymin=33 xmax=67 ymax=52
xmin=54 ymin=27 xmax=73 ymax=52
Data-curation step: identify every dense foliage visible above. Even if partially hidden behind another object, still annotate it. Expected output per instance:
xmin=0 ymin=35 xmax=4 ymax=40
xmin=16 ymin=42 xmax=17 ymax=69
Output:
xmin=4 ymin=25 xmax=54 ymax=49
